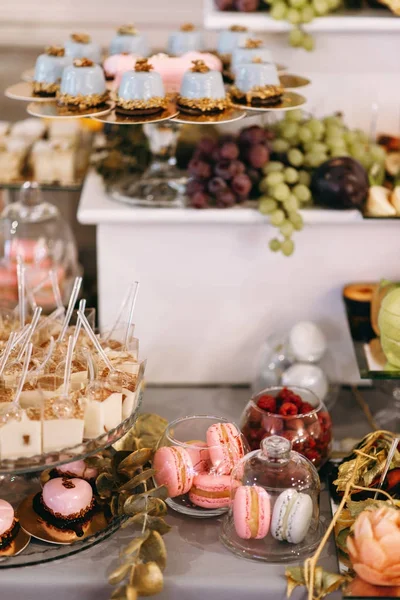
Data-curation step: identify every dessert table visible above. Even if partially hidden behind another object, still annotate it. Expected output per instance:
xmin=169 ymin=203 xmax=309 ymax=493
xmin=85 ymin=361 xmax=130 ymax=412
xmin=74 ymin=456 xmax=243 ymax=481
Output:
xmin=0 ymin=384 xmax=379 ymax=600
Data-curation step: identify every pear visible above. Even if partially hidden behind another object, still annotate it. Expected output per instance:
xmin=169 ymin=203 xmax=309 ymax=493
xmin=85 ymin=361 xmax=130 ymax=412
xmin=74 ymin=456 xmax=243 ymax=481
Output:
xmin=390 ymin=186 xmax=400 ymax=215
xmin=366 ymin=186 xmax=396 ymax=217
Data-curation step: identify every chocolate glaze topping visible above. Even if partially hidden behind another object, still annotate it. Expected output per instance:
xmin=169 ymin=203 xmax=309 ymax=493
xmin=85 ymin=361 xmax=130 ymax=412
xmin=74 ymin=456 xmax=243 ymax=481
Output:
xmin=0 ymin=520 xmax=20 ymax=550
xmin=33 ymin=493 xmax=95 ymax=537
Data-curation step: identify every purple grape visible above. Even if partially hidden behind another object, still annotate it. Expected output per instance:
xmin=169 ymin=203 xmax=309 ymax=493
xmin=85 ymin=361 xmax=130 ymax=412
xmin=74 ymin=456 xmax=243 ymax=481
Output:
xmin=246 ymin=168 xmax=262 ymax=186
xmin=214 ymin=160 xmax=235 ymax=180
xmin=246 ymin=144 xmax=269 ymax=169
xmin=220 ymin=142 xmax=240 ymax=161
xmin=208 ymin=177 xmax=227 ymax=196
xmin=186 ymin=179 xmax=206 ymax=196
xmin=188 ymin=158 xmax=212 ymax=180
xmin=235 ymin=0 xmax=260 ymax=10
xmin=231 ymin=160 xmax=246 ymax=176
xmin=191 ymin=192 xmax=211 ymax=209
xmin=216 ymin=189 xmax=236 ymax=207
xmin=212 ymin=147 xmax=221 ymax=162
xmin=239 ymin=126 xmax=266 ymax=146
xmin=216 ymin=0 xmax=235 ymax=9
xmin=231 ymin=174 xmax=252 ymax=198
xmin=197 ymin=137 xmax=217 ymax=155
xmin=219 ymin=134 xmax=236 ymax=145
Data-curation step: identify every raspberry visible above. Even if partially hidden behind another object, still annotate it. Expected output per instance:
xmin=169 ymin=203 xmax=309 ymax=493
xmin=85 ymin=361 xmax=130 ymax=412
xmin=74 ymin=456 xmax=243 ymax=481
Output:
xmin=279 ymin=402 xmax=298 ymax=416
xmin=300 ymin=402 xmax=314 ymax=414
xmin=304 ymin=449 xmax=320 ymax=464
xmin=257 ymin=395 xmax=277 ymax=413
xmin=278 ymin=387 xmax=303 ymax=408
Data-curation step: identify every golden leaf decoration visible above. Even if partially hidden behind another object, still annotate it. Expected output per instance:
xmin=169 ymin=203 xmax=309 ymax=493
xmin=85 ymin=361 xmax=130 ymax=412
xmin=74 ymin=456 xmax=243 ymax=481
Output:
xmin=96 ymin=472 xmax=115 ymax=498
xmin=118 ymin=449 xmax=154 ymax=475
xmin=109 ymin=561 xmax=135 ymax=586
xmin=286 ymin=567 xmax=346 ymax=600
xmin=147 ymin=498 xmax=168 ymax=517
xmin=133 ymin=414 xmax=168 ymax=449
xmin=122 ymin=514 xmax=172 ymax=536
xmin=111 ymin=584 xmax=128 ymax=599
xmin=119 ymin=469 xmax=156 ymax=493
xmin=139 ymin=531 xmax=167 ymax=571
xmin=131 ymin=562 xmax=164 ymax=597
xmin=110 ymin=495 xmax=119 ymax=517
xmin=121 ymin=531 xmax=151 ymax=558
xmin=126 ymin=586 xmax=138 ymax=600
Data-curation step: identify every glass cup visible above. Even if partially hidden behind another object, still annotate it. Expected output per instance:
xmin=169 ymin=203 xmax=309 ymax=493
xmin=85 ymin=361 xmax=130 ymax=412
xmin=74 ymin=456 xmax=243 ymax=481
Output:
xmin=240 ymin=386 xmax=332 ymax=470
xmin=154 ymin=415 xmax=249 ymax=518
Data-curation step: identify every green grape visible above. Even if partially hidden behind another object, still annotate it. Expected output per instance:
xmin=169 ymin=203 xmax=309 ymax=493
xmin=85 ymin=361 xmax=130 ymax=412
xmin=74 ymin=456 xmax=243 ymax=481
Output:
xmin=269 ymin=238 xmax=281 ymax=252
xmin=287 ymin=148 xmax=304 ymax=167
xmin=271 ymin=2 xmax=288 ymax=19
xmin=325 ymin=124 xmax=344 ymax=139
xmin=303 ymin=33 xmax=315 ymax=51
xmin=287 ymin=7 xmax=302 ymax=23
xmin=289 ymin=28 xmax=302 ymax=47
xmin=259 ymin=178 xmax=270 ymax=193
xmin=350 ymin=142 xmax=367 ymax=161
xmin=281 ymin=239 xmax=295 ymax=256
xmin=272 ymin=182 xmax=291 ymax=202
xmin=269 ymin=209 xmax=286 ymax=226
xmin=309 ymin=142 xmax=328 ymax=154
xmin=289 ymin=211 xmax=304 ymax=230
xmin=284 ymin=167 xmax=299 ymax=184
xmin=357 ymin=154 xmax=373 ymax=170
xmin=313 ymin=0 xmax=329 ymax=14
xmin=343 ymin=130 xmax=358 ymax=145
xmin=298 ymin=125 xmax=313 ymax=144
xmin=259 ymin=197 xmax=278 ymax=214
xmin=307 ymin=118 xmax=325 ymax=140
xmin=298 ymin=170 xmax=311 ymax=186
xmin=284 ymin=194 xmax=300 ymax=212
xmin=281 ymin=122 xmax=299 ymax=140
xmin=263 ymin=161 xmax=285 ymax=174
xmin=327 ymin=0 xmax=339 ymax=9
xmin=304 ymin=152 xmax=327 ymax=168
xmin=326 ymin=138 xmax=347 ymax=151
xmin=289 ymin=0 xmax=307 ymax=8
xmin=370 ymin=144 xmax=386 ymax=162
xmin=285 ymin=109 xmax=304 ymax=123
xmin=354 ymin=128 xmax=369 ymax=143
xmin=280 ymin=220 xmax=295 ymax=237
xmin=292 ymin=183 xmax=311 ymax=202
xmin=272 ymin=138 xmax=291 ymax=153
xmin=300 ymin=5 xmax=315 ymax=22
xmin=266 ymin=171 xmax=285 ymax=186
xmin=330 ymin=148 xmax=350 ymax=157
xmin=323 ymin=115 xmax=342 ymax=127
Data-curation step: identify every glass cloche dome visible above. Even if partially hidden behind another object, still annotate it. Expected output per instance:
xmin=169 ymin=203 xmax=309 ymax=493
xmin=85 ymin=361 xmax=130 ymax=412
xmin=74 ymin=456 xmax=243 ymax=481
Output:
xmin=220 ymin=435 xmax=325 ymax=562
xmin=0 ymin=182 xmax=80 ymax=310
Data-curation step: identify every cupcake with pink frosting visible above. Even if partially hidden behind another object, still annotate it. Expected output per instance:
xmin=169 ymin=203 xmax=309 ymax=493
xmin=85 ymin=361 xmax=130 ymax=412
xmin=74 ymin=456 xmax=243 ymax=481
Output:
xmin=33 ymin=477 xmax=95 ymax=541
xmin=0 ymin=500 xmax=20 ymax=551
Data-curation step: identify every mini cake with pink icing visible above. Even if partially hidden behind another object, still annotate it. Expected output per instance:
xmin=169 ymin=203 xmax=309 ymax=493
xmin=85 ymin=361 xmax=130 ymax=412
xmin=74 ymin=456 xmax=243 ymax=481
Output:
xmin=206 ymin=422 xmax=245 ymax=475
xmin=103 ymin=53 xmax=138 ymax=81
xmin=0 ymin=500 xmax=20 ymax=551
xmin=233 ymin=485 xmax=271 ymax=539
xmin=49 ymin=460 xmax=98 ymax=484
xmin=33 ymin=477 xmax=95 ymax=540
xmin=153 ymin=446 xmax=194 ymax=498
xmin=189 ymin=474 xmax=232 ymax=509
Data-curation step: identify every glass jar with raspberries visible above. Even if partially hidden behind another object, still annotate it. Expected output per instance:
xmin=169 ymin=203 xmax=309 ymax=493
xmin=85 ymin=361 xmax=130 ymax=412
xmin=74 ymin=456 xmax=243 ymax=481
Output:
xmin=240 ymin=386 xmax=332 ymax=469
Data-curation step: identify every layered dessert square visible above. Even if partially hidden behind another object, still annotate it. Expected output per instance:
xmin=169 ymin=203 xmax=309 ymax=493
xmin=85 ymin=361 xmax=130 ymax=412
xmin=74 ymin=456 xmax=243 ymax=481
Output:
xmin=31 ymin=139 xmax=76 ymax=185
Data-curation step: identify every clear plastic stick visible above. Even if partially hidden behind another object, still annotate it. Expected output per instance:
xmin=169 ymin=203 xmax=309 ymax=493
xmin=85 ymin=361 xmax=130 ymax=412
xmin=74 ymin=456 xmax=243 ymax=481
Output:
xmin=0 ymin=332 xmax=17 ymax=377
xmin=124 ymin=281 xmax=139 ymax=350
xmin=17 ymin=306 xmax=42 ymax=361
xmin=77 ymin=309 xmax=114 ymax=371
xmin=36 ymin=306 xmax=65 ymax=332
xmin=82 ymin=347 xmax=96 ymax=382
xmin=13 ymin=342 xmax=33 ymax=407
xmin=29 ymin=336 xmax=55 ymax=378
xmin=49 ymin=269 xmax=63 ymax=309
xmin=374 ymin=437 xmax=400 ymax=500
xmin=104 ymin=283 xmax=135 ymax=342
xmin=72 ymin=298 xmax=86 ymax=349
xmin=58 ymin=276 xmax=82 ymax=342
xmin=16 ymin=259 xmax=26 ymax=327
xmin=12 ymin=324 xmax=30 ymax=348
xmin=63 ymin=336 xmax=74 ymax=398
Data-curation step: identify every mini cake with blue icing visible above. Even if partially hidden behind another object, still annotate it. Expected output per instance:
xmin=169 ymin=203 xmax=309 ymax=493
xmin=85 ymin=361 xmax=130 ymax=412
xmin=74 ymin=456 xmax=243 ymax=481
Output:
xmin=217 ymin=26 xmax=255 ymax=67
xmin=116 ymin=58 xmax=167 ymax=116
xmin=33 ymin=46 xmax=71 ymax=97
xmin=58 ymin=58 xmax=108 ymax=110
xmin=231 ymin=39 xmax=273 ymax=76
xmin=65 ymin=33 xmax=102 ymax=64
xmin=168 ymin=23 xmax=204 ymax=57
xmin=177 ymin=59 xmax=227 ymax=115
xmin=230 ymin=58 xmax=283 ymax=106
xmin=109 ymin=24 xmax=149 ymax=57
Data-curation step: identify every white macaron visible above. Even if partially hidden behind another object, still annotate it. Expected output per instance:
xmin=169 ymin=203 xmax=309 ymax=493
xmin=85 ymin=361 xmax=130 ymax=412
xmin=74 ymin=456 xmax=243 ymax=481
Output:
xmin=271 ymin=489 xmax=313 ymax=544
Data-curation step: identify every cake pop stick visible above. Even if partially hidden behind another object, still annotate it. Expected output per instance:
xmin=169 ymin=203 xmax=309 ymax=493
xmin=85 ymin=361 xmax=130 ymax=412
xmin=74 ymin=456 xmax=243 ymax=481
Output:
xmin=0 ymin=332 xmax=17 ymax=377
xmin=124 ymin=281 xmax=139 ymax=350
xmin=105 ymin=281 xmax=138 ymax=342
xmin=17 ymin=306 xmax=42 ymax=361
xmin=72 ymin=298 xmax=86 ymax=349
xmin=58 ymin=276 xmax=82 ymax=342
xmin=76 ymin=309 xmax=114 ymax=371
xmin=16 ymin=259 xmax=26 ymax=327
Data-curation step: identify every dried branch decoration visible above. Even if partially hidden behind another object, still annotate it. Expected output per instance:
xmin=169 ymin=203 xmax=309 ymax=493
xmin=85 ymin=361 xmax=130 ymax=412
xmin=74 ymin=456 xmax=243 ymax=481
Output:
xmin=180 ymin=23 xmax=195 ymax=31
xmin=118 ymin=24 xmax=138 ymax=35
xmin=191 ymin=60 xmax=210 ymax=73
xmin=71 ymin=33 xmax=91 ymax=44
xmin=45 ymin=46 xmax=65 ymax=57
xmin=135 ymin=59 xmax=153 ymax=73
xmin=73 ymin=58 xmax=95 ymax=68
xmin=252 ymin=57 xmax=263 ymax=63
xmin=230 ymin=25 xmax=247 ymax=31
xmin=245 ymin=38 xmax=263 ymax=49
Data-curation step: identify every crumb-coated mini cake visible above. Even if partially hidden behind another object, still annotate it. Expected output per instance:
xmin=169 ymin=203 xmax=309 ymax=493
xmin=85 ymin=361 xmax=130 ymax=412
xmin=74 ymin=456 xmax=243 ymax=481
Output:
xmin=64 ymin=33 xmax=102 ymax=64
xmin=109 ymin=24 xmax=149 ymax=57
xmin=33 ymin=46 xmax=71 ymax=97
xmin=33 ymin=477 xmax=95 ymax=540
xmin=177 ymin=60 xmax=228 ymax=115
xmin=103 ymin=53 xmax=138 ymax=81
xmin=230 ymin=58 xmax=283 ymax=107
xmin=0 ymin=500 xmax=20 ymax=551
xmin=116 ymin=58 xmax=167 ymax=116
xmin=58 ymin=58 xmax=108 ymax=111
xmin=231 ymin=39 xmax=273 ymax=76
xmin=168 ymin=23 xmax=204 ymax=57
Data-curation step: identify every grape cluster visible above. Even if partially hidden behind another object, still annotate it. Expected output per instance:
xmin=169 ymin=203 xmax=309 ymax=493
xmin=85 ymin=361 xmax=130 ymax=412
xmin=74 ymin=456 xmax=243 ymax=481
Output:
xmin=186 ymin=126 xmax=271 ymax=209
xmin=215 ymin=0 xmax=261 ymax=11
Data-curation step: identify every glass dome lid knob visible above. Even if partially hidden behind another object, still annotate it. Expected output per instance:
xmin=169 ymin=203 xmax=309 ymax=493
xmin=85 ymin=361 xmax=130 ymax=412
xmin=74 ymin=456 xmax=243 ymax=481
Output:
xmin=260 ymin=435 xmax=291 ymax=464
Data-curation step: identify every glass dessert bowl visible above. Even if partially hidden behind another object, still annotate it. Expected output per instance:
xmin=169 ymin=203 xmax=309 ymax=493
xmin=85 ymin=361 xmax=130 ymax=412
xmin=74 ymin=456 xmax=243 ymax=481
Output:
xmin=153 ymin=415 xmax=249 ymax=518
xmin=240 ymin=386 xmax=332 ymax=470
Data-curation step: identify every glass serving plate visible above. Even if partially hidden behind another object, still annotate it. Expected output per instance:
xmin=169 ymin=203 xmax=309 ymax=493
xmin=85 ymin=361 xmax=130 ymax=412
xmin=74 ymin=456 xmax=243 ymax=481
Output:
xmin=0 ymin=390 xmax=143 ymax=476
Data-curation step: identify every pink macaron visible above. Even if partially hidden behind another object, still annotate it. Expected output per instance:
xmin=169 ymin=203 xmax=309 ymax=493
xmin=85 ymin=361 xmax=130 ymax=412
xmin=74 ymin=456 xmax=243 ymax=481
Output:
xmin=206 ymin=422 xmax=245 ymax=475
xmin=189 ymin=473 xmax=232 ymax=509
xmin=233 ymin=485 xmax=271 ymax=540
xmin=0 ymin=500 xmax=14 ymax=536
xmin=186 ymin=440 xmax=210 ymax=474
xmin=153 ymin=446 xmax=194 ymax=498
xmin=42 ymin=477 xmax=93 ymax=518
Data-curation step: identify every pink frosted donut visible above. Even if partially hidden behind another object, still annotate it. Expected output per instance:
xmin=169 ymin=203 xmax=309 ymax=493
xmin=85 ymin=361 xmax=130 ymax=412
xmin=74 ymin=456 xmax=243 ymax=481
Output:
xmin=153 ymin=446 xmax=194 ymax=498
xmin=186 ymin=440 xmax=210 ymax=474
xmin=103 ymin=53 xmax=138 ymax=79
xmin=0 ymin=500 xmax=14 ymax=536
xmin=189 ymin=474 xmax=232 ymax=509
xmin=56 ymin=460 xmax=98 ymax=481
xmin=146 ymin=51 xmax=222 ymax=94
xmin=42 ymin=478 xmax=93 ymax=518
xmin=206 ymin=422 xmax=245 ymax=475
xmin=233 ymin=485 xmax=271 ymax=539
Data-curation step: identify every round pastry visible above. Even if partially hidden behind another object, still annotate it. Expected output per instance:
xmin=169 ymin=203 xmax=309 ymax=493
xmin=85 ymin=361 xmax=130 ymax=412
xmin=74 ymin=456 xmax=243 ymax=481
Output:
xmin=49 ymin=460 xmax=98 ymax=483
xmin=58 ymin=58 xmax=108 ymax=111
xmin=189 ymin=474 xmax=232 ymax=508
xmin=33 ymin=477 xmax=95 ymax=540
xmin=231 ymin=39 xmax=273 ymax=76
xmin=64 ymin=33 xmax=102 ymax=64
xmin=206 ymin=422 xmax=245 ymax=475
xmin=115 ymin=58 xmax=167 ymax=116
xmin=177 ymin=60 xmax=228 ymax=115
xmin=289 ymin=321 xmax=327 ymax=363
xmin=103 ymin=53 xmax=138 ymax=81
xmin=233 ymin=485 xmax=271 ymax=539
xmin=33 ymin=46 xmax=71 ymax=97
xmin=0 ymin=500 xmax=20 ymax=551
xmin=153 ymin=446 xmax=194 ymax=498
xmin=270 ymin=489 xmax=313 ymax=544
xmin=186 ymin=440 xmax=210 ymax=473
xmin=147 ymin=52 xmax=222 ymax=95
xmin=109 ymin=25 xmax=149 ymax=57
xmin=168 ymin=23 xmax=204 ymax=57
xmin=230 ymin=59 xmax=283 ymax=107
